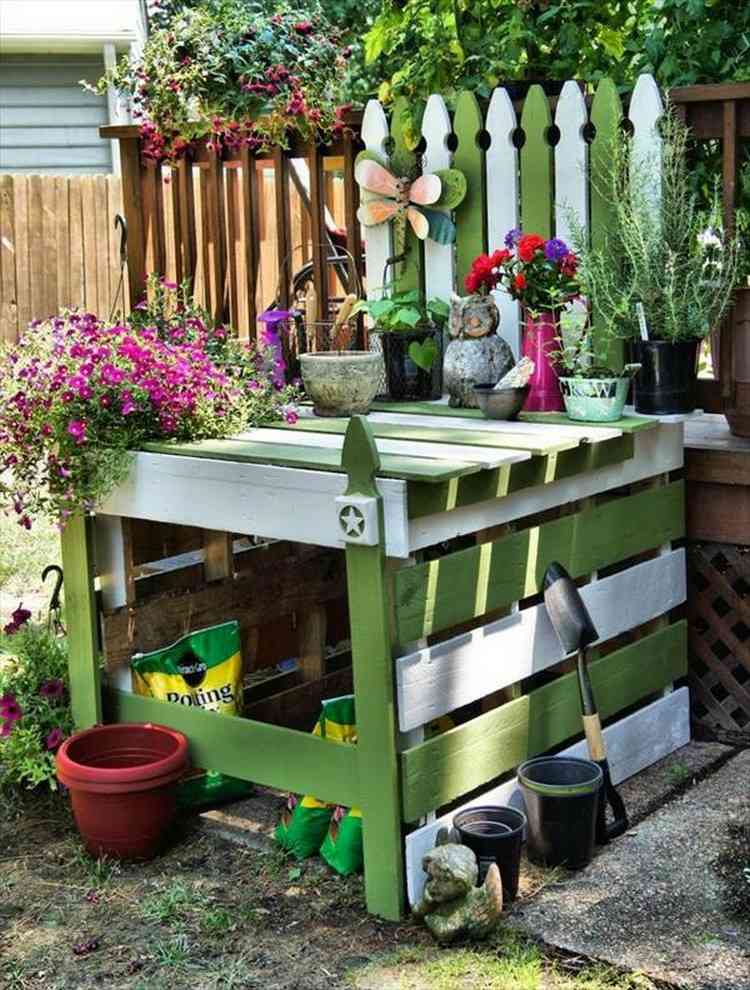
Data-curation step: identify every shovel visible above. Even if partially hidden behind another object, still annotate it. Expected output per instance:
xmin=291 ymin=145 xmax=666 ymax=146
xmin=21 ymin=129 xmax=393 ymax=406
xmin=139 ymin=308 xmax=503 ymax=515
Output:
xmin=543 ymin=562 xmax=629 ymax=844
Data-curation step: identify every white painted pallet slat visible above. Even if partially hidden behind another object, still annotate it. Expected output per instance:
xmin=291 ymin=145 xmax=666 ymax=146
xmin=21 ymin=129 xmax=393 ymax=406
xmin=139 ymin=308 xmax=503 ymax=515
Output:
xmin=99 ymin=452 xmax=411 ymax=558
xmin=409 ymin=421 xmax=683 ymax=551
xmin=396 ymin=549 xmax=686 ymax=731
xmin=240 ymin=428 xmax=531 ymax=471
xmin=367 ymin=410 xmax=623 ymax=443
xmin=554 ymin=80 xmax=589 ymax=246
xmin=486 ymin=87 xmax=521 ymax=358
xmin=629 ymin=73 xmax=663 ymax=216
xmin=422 ymin=94 xmax=454 ymax=304
xmin=405 ymin=687 xmax=691 ymax=906
xmin=361 ymin=99 xmax=393 ymax=300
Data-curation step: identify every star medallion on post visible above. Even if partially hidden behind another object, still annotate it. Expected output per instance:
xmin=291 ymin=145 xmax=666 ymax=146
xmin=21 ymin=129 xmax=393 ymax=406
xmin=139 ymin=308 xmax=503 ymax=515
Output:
xmin=339 ymin=504 xmax=365 ymax=538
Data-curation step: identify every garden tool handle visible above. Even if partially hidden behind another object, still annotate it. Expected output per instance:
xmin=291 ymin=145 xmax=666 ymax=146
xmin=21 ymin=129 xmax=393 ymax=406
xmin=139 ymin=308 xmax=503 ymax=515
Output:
xmin=596 ymin=760 xmax=629 ymax=843
xmin=582 ymin=713 xmax=606 ymax=762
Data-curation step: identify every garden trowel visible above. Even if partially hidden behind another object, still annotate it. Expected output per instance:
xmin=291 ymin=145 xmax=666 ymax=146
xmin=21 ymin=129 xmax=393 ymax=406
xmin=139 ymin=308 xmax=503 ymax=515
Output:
xmin=543 ymin=561 xmax=629 ymax=844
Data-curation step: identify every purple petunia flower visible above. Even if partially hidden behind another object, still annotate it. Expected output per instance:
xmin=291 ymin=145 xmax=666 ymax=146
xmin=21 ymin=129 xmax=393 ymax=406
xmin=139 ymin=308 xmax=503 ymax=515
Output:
xmin=67 ymin=420 xmax=87 ymax=445
xmin=544 ymin=238 xmax=569 ymax=263
xmin=0 ymin=693 xmax=22 ymax=721
xmin=504 ymin=227 xmax=521 ymax=249
xmin=45 ymin=727 xmax=64 ymax=751
xmin=40 ymin=678 xmax=65 ymax=701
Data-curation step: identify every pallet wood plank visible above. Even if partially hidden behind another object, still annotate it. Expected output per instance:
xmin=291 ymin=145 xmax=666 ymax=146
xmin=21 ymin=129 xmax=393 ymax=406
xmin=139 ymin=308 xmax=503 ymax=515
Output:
xmin=107 ymin=689 xmax=360 ymax=807
xmin=405 ymin=687 xmax=691 ymax=904
xmin=401 ymin=620 xmax=687 ymax=821
xmin=396 ymin=479 xmax=685 ymax=641
xmin=397 ymin=549 xmax=687 ymax=730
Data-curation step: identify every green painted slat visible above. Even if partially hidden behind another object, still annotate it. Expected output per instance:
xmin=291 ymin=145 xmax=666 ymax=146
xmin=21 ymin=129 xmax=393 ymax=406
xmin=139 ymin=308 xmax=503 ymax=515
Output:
xmin=519 ymin=411 xmax=657 ymax=433
xmin=141 ymin=438 xmax=480 ymax=484
xmin=395 ymin=479 xmax=684 ymax=641
xmin=520 ymin=85 xmax=553 ymax=239
xmin=407 ymin=434 xmax=634 ymax=518
xmin=281 ymin=418 xmax=582 ymax=455
xmin=390 ymin=96 xmax=421 ymax=295
xmin=342 ymin=415 xmax=405 ymax=921
xmin=370 ymin=400 xmax=486 ymax=418
xmin=453 ymin=90 xmax=486 ymax=289
xmin=590 ymin=78 xmax=624 ymax=371
xmin=61 ymin=514 xmax=102 ymax=729
xmin=106 ymin=689 xmax=360 ymax=807
xmin=401 ymin=621 xmax=687 ymax=821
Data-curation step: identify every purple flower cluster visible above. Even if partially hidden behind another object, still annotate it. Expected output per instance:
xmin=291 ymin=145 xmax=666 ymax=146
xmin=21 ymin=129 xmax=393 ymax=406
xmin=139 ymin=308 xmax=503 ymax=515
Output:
xmin=0 ymin=692 xmax=22 ymax=737
xmin=3 ymin=603 xmax=31 ymax=636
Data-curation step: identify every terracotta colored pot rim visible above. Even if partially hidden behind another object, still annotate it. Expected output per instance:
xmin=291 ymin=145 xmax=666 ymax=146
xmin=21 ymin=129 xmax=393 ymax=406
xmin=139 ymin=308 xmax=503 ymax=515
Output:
xmin=57 ymin=723 xmax=189 ymax=793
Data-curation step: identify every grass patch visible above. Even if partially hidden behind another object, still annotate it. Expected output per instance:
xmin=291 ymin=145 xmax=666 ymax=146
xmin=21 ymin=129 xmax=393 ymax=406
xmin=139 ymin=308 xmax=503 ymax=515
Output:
xmin=141 ymin=879 xmax=194 ymax=925
xmin=0 ymin=512 xmax=60 ymax=621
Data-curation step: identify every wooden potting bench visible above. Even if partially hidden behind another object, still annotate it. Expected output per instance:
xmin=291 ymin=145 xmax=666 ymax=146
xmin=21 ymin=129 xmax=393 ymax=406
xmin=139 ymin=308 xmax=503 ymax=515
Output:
xmin=63 ymin=406 xmax=689 ymax=921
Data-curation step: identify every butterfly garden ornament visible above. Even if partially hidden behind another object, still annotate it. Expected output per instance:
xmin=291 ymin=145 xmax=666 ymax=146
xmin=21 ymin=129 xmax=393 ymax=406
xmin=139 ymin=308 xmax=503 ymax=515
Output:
xmin=355 ymin=153 xmax=467 ymax=245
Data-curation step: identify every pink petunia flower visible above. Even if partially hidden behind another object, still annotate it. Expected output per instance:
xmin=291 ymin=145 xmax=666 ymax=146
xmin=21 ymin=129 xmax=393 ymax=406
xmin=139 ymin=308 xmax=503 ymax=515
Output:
xmin=40 ymin=678 xmax=65 ymax=701
xmin=45 ymin=727 xmax=64 ymax=751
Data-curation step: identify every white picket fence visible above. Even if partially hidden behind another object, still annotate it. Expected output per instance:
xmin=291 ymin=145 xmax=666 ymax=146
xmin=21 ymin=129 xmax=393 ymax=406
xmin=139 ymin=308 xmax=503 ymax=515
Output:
xmin=361 ymin=74 xmax=663 ymax=358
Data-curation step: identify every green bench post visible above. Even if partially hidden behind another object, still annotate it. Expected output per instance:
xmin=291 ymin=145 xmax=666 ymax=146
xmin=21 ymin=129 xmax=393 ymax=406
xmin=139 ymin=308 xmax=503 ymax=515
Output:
xmin=61 ymin=513 xmax=102 ymax=728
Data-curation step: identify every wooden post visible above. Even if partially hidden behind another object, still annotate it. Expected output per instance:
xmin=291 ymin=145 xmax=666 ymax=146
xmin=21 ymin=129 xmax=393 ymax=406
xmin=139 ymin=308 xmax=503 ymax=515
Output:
xmin=273 ymin=148 xmax=292 ymax=309
xmin=61 ymin=514 xmax=102 ymax=728
xmin=342 ymin=417 xmax=404 ymax=920
xmin=119 ymin=136 xmax=147 ymax=310
xmin=308 ymin=141 xmax=329 ymax=322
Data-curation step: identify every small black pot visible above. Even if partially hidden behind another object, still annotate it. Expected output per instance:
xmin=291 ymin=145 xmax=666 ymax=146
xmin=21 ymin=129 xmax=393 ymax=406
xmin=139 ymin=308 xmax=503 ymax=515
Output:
xmin=633 ymin=339 xmax=700 ymax=415
xmin=518 ymin=757 xmax=602 ymax=870
xmin=380 ymin=327 xmax=442 ymax=402
xmin=453 ymin=805 xmax=526 ymax=901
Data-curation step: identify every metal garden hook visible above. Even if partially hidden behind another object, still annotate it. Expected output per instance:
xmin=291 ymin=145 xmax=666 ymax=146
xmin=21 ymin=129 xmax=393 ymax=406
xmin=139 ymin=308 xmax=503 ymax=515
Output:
xmin=42 ymin=564 xmax=65 ymax=636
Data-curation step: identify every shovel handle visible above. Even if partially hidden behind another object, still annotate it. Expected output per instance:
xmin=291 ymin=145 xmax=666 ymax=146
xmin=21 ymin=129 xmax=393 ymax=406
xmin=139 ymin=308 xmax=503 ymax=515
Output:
xmin=582 ymin=713 xmax=606 ymax=761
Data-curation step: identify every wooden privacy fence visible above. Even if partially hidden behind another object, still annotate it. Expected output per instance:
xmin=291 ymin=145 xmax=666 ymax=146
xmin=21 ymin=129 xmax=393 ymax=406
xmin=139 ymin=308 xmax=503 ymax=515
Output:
xmin=0 ymin=173 xmax=124 ymax=343
xmin=104 ymin=122 xmax=362 ymax=340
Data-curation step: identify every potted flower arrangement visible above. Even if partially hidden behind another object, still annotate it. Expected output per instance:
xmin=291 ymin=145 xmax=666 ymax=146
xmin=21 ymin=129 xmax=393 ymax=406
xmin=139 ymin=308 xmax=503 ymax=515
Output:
xmin=91 ymin=1 xmax=350 ymax=160
xmin=0 ymin=278 xmax=299 ymax=528
xmin=575 ymin=111 xmax=739 ymax=415
xmin=467 ymin=234 xmax=581 ymax=411
xmin=550 ymin=308 xmax=641 ymax=423
xmin=353 ymin=290 xmax=449 ymax=402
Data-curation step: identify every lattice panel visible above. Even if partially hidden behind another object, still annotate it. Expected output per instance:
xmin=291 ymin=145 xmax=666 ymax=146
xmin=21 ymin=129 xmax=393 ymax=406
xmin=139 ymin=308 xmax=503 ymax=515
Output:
xmin=688 ymin=543 xmax=750 ymax=734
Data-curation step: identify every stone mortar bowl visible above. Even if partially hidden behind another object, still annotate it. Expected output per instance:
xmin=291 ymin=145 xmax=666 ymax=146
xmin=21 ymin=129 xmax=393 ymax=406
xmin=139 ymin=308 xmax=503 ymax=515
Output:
xmin=473 ymin=384 xmax=529 ymax=420
xmin=300 ymin=351 xmax=384 ymax=417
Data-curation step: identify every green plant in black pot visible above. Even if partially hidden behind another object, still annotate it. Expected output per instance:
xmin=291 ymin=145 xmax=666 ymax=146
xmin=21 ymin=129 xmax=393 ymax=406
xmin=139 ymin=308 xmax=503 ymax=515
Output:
xmin=353 ymin=290 xmax=449 ymax=402
xmin=570 ymin=109 xmax=739 ymax=415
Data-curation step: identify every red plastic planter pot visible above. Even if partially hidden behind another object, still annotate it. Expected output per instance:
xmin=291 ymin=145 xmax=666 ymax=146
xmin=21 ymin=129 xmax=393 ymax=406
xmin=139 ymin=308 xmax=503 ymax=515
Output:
xmin=56 ymin=723 xmax=189 ymax=860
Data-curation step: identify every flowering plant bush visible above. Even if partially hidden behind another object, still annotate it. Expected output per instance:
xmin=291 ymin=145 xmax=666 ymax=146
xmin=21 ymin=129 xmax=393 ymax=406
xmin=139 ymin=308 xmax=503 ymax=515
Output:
xmin=0 ymin=278 xmax=299 ymax=528
xmin=92 ymin=0 xmax=351 ymax=160
xmin=0 ymin=627 xmax=72 ymax=790
xmin=465 ymin=231 xmax=580 ymax=315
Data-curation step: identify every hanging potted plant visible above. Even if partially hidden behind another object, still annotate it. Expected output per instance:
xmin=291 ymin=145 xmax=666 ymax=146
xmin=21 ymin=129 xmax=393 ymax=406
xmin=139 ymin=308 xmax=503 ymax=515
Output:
xmin=353 ymin=290 xmax=449 ymax=402
xmin=576 ymin=111 xmax=740 ymax=415
xmin=550 ymin=308 xmax=641 ymax=423
xmin=492 ymin=231 xmax=582 ymax=412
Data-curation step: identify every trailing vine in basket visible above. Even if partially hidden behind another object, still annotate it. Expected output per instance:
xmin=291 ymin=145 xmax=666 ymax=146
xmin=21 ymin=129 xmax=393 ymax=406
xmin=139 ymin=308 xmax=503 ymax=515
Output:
xmin=90 ymin=0 xmax=351 ymax=161
xmin=0 ymin=277 xmax=299 ymax=528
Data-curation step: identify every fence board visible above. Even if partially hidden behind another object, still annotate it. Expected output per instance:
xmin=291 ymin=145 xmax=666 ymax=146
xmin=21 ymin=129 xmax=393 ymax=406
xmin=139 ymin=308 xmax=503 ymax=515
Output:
xmin=361 ymin=99 xmax=392 ymax=301
xmin=390 ymin=96 xmax=421 ymax=295
xmin=554 ymin=80 xmax=589 ymax=246
xmin=520 ymin=84 xmax=554 ymax=238
xmin=629 ymin=73 xmax=663 ymax=214
xmin=422 ymin=94 xmax=454 ymax=305
xmin=0 ymin=174 xmax=18 ymax=341
xmin=486 ymin=87 xmax=521 ymax=356
xmin=453 ymin=90 xmax=486 ymax=290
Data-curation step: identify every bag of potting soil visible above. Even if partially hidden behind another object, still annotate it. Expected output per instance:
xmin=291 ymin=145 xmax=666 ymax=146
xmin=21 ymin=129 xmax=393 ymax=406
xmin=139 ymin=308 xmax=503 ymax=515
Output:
xmin=320 ymin=805 xmax=363 ymax=875
xmin=131 ymin=621 xmax=254 ymax=808
xmin=275 ymin=695 xmax=357 ymax=859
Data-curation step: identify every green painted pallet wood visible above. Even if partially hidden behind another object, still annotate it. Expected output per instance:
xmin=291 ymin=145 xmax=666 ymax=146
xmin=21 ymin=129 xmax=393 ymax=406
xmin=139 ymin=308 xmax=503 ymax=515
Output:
xmin=395 ymin=479 xmax=684 ymax=642
xmin=61 ymin=513 xmax=102 ymax=728
xmin=453 ymin=91 xmax=486 ymax=290
xmin=401 ymin=620 xmax=687 ymax=821
xmin=107 ymin=690 xmax=360 ymax=806
xmin=406 ymin=433 xmax=634 ymax=518
xmin=590 ymin=78 xmax=625 ymax=371
xmin=142 ymin=437 xmax=481 ymax=484
xmin=390 ymin=96 xmax=421 ymax=296
xmin=341 ymin=416 xmax=405 ymax=921
xmin=520 ymin=85 xmax=554 ymax=239
xmin=281 ymin=418 xmax=585 ymax=455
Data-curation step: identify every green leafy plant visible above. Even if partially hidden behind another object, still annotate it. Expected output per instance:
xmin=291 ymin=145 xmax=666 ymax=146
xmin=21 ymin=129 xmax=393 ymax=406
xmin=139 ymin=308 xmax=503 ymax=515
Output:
xmin=570 ymin=109 xmax=740 ymax=345
xmin=353 ymin=290 xmax=448 ymax=370
xmin=0 ymin=627 xmax=72 ymax=791
xmin=91 ymin=0 xmax=350 ymax=161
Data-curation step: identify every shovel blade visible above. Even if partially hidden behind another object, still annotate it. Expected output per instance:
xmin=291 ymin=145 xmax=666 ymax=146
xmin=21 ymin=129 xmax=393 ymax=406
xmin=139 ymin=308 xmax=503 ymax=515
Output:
xmin=543 ymin=562 xmax=599 ymax=654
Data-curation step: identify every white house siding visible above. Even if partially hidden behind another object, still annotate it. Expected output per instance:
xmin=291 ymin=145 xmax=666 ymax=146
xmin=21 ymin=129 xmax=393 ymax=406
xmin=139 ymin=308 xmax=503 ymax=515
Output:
xmin=0 ymin=54 xmax=112 ymax=174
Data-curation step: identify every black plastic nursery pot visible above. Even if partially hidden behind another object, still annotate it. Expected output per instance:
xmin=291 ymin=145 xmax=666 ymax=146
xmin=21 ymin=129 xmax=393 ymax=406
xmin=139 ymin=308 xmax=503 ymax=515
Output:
xmin=380 ymin=327 xmax=442 ymax=402
xmin=517 ymin=756 xmax=603 ymax=870
xmin=633 ymin=339 xmax=699 ymax=415
xmin=453 ymin=805 xmax=526 ymax=901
